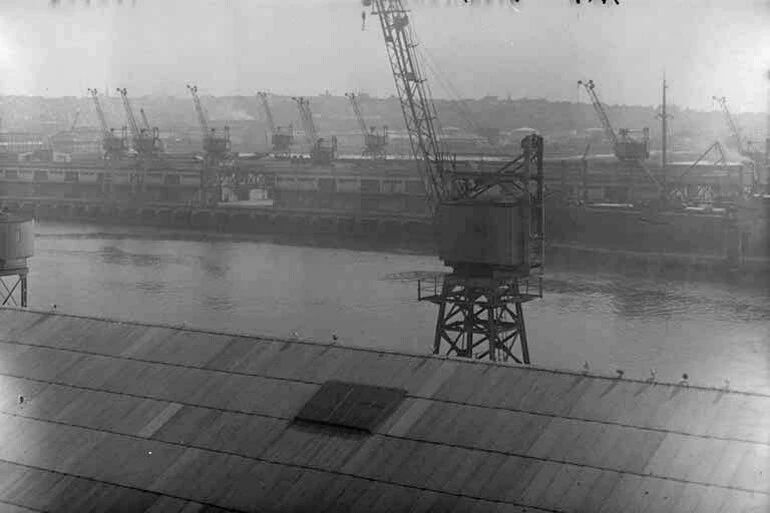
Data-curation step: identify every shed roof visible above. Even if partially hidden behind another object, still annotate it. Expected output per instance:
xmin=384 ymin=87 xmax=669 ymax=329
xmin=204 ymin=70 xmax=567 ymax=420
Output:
xmin=0 ymin=307 xmax=767 ymax=512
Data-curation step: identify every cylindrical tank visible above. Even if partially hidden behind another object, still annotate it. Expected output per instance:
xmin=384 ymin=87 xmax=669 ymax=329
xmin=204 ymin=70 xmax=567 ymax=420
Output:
xmin=0 ymin=213 xmax=34 ymax=269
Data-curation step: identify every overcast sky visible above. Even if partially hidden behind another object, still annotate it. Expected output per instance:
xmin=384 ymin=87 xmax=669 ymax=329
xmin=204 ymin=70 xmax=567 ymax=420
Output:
xmin=0 ymin=0 xmax=768 ymax=112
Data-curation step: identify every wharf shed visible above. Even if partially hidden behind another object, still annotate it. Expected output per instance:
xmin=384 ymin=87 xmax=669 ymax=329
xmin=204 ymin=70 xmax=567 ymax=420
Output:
xmin=0 ymin=307 xmax=767 ymax=512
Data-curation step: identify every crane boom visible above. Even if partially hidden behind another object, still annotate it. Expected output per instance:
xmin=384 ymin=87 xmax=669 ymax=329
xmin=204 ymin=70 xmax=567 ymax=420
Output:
xmin=345 ymin=92 xmax=388 ymax=159
xmin=257 ymin=92 xmax=277 ymax=133
xmin=713 ymin=96 xmax=744 ymax=154
xmin=88 ymin=88 xmax=111 ymax=137
xmin=577 ymin=79 xmax=618 ymax=147
xmin=368 ymin=0 xmax=449 ymax=212
xmin=140 ymin=108 xmax=151 ymax=131
xmin=292 ymin=97 xmax=318 ymax=145
xmin=345 ymin=92 xmax=370 ymax=137
xmin=186 ymin=84 xmax=210 ymax=139
xmin=116 ymin=88 xmax=142 ymax=143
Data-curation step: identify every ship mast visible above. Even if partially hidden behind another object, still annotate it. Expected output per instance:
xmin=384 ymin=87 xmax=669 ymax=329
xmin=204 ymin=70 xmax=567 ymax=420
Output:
xmin=661 ymin=77 xmax=668 ymax=169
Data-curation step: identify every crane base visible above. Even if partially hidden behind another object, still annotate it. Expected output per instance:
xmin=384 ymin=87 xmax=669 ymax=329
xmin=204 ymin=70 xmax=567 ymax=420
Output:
xmin=419 ymin=272 xmax=541 ymax=364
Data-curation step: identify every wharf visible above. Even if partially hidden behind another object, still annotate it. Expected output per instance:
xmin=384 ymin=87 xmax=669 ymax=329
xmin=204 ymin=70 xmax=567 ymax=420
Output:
xmin=0 ymin=307 xmax=768 ymax=512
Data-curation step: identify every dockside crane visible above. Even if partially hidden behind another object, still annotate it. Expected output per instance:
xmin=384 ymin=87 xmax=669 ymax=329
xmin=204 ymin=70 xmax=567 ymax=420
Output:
xmin=365 ymin=0 xmax=544 ymax=363
xmin=712 ymin=96 xmax=753 ymax=155
xmin=186 ymin=85 xmax=231 ymax=158
xmin=578 ymin=79 xmax=650 ymax=161
xmin=186 ymin=84 xmax=232 ymax=205
xmin=116 ymin=88 xmax=162 ymax=158
xmin=257 ymin=92 xmax=294 ymax=157
xmin=88 ymin=88 xmax=127 ymax=160
xmin=345 ymin=92 xmax=388 ymax=159
xmin=578 ymin=79 xmax=662 ymax=202
xmin=139 ymin=107 xmax=164 ymax=153
xmin=292 ymin=96 xmax=337 ymax=165
xmin=712 ymin=95 xmax=761 ymax=192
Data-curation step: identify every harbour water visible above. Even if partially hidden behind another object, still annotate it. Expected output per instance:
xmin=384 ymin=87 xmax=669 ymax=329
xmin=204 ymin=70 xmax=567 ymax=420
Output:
xmin=25 ymin=221 xmax=770 ymax=394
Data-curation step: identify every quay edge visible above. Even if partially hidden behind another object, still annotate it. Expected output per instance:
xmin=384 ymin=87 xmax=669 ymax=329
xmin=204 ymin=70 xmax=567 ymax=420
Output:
xmin=5 ymin=196 xmax=768 ymax=285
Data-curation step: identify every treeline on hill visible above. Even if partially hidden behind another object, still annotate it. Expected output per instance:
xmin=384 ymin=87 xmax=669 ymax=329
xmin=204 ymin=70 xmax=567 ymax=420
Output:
xmin=0 ymin=93 xmax=765 ymax=150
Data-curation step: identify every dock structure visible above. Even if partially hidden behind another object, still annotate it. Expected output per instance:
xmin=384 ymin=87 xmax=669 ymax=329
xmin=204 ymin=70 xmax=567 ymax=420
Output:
xmin=0 ymin=308 xmax=767 ymax=512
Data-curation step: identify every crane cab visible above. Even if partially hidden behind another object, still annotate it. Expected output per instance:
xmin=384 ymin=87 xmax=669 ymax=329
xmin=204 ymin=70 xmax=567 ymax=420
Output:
xmin=271 ymin=130 xmax=294 ymax=153
xmin=436 ymin=200 xmax=531 ymax=275
xmin=614 ymin=128 xmax=650 ymax=161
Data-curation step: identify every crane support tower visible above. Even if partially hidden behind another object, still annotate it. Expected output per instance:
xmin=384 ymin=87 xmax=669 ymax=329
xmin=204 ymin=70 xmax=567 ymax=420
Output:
xmin=578 ymin=79 xmax=650 ymax=161
xmin=292 ymin=96 xmax=337 ymax=165
xmin=345 ymin=92 xmax=389 ymax=159
xmin=87 ymin=88 xmax=127 ymax=160
xmin=257 ymin=92 xmax=294 ymax=157
xmin=366 ymin=0 xmax=544 ymax=363
xmin=186 ymin=84 xmax=232 ymax=205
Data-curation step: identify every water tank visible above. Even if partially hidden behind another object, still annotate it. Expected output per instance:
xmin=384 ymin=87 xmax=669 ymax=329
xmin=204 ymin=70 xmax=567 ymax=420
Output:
xmin=0 ymin=213 xmax=34 ymax=269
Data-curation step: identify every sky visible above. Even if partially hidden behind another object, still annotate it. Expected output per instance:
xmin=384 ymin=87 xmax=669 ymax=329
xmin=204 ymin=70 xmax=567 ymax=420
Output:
xmin=0 ymin=0 xmax=769 ymax=112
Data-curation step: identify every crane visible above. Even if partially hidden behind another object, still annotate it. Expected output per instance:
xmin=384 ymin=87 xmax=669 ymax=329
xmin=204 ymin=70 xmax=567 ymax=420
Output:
xmin=292 ymin=96 xmax=336 ymax=165
xmin=116 ymin=88 xmax=161 ymax=157
xmin=186 ymin=84 xmax=230 ymax=157
xmin=712 ymin=96 xmax=761 ymax=158
xmin=712 ymin=96 xmax=744 ymax=153
xmin=257 ymin=92 xmax=294 ymax=156
xmin=366 ymin=0 xmax=544 ymax=363
xmin=578 ymin=79 xmax=650 ymax=161
xmin=139 ymin=107 xmax=164 ymax=153
xmin=578 ymin=79 xmax=661 ymax=203
xmin=345 ymin=92 xmax=388 ymax=159
xmin=186 ymin=84 xmax=232 ymax=205
xmin=713 ymin=96 xmax=761 ymax=193
xmin=87 ymin=88 xmax=127 ymax=159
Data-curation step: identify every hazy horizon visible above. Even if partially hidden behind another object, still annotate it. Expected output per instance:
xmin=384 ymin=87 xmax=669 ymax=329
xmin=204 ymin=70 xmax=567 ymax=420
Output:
xmin=1 ymin=0 xmax=769 ymax=113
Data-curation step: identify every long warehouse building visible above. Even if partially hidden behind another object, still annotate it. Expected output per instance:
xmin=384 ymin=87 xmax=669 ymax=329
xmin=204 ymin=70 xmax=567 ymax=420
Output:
xmin=0 ymin=308 xmax=767 ymax=512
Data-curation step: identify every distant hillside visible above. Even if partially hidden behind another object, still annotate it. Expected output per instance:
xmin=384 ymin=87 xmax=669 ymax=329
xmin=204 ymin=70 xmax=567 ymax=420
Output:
xmin=0 ymin=93 xmax=765 ymax=155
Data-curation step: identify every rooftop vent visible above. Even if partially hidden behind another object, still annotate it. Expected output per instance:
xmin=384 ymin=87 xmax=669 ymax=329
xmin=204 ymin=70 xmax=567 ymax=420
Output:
xmin=294 ymin=380 xmax=407 ymax=434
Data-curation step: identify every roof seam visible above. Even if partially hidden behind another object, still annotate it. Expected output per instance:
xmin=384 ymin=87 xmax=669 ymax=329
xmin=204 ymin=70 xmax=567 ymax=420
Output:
xmin=0 ymin=459 xmax=236 ymax=513
xmin=1 ymin=402 xmax=767 ymax=496
xmin=4 ymin=308 xmax=767 ymax=396
xmin=0 ymin=425 xmax=562 ymax=513
xmin=2 ymin=339 xmax=767 ymax=447
xmin=0 ymin=498 xmax=47 ymax=513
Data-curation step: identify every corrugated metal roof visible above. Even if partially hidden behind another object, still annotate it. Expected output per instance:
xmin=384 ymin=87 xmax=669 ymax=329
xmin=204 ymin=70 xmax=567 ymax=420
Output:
xmin=0 ymin=307 xmax=767 ymax=513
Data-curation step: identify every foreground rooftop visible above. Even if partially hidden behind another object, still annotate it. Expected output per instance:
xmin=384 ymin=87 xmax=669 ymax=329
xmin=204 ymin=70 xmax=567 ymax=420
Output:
xmin=0 ymin=307 xmax=767 ymax=512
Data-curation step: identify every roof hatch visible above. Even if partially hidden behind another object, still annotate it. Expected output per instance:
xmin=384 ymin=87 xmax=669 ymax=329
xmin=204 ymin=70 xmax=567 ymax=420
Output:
xmin=294 ymin=380 xmax=407 ymax=434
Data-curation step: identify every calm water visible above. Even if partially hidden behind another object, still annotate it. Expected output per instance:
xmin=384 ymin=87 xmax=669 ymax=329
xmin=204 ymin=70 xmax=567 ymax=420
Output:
xmin=19 ymin=221 xmax=770 ymax=394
